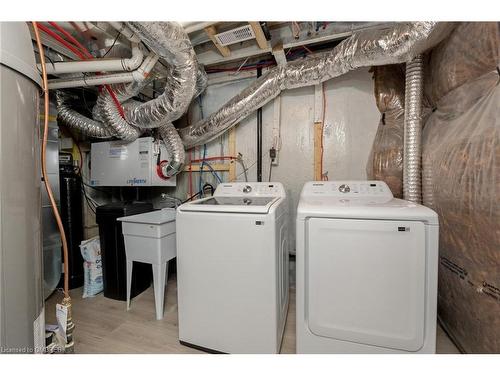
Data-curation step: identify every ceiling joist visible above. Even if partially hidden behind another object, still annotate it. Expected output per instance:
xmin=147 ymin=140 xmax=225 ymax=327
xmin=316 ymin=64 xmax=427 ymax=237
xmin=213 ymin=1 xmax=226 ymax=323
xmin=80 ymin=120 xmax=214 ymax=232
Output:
xmin=249 ymin=22 xmax=268 ymax=50
xmin=204 ymin=25 xmax=231 ymax=58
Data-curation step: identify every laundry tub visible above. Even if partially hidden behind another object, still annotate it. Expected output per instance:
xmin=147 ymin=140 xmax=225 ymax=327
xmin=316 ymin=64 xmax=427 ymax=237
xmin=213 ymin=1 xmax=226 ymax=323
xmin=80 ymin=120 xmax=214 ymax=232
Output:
xmin=118 ymin=208 xmax=177 ymax=319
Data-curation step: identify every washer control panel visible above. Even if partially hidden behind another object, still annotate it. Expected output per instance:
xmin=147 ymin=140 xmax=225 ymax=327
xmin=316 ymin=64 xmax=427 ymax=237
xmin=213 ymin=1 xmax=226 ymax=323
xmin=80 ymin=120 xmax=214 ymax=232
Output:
xmin=303 ymin=180 xmax=393 ymax=198
xmin=214 ymin=182 xmax=286 ymax=197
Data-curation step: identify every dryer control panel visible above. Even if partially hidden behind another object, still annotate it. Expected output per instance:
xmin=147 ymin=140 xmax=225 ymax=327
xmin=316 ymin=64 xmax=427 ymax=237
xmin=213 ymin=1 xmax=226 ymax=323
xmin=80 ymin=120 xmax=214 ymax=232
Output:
xmin=214 ymin=182 xmax=286 ymax=197
xmin=302 ymin=180 xmax=393 ymax=198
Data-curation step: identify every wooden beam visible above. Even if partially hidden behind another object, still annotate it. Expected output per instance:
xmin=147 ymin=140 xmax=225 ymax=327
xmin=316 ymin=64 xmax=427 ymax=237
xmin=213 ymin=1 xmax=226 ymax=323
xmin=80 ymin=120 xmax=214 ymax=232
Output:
xmin=228 ymin=127 xmax=237 ymax=181
xmin=184 ymin=163 xmax=231 ymax=172
xmin=314 ymin=121 xmax=323 ymax=181
xmin=249 ymin=22 xmax=268 ymax=50
xmin=272 ymin=42 xmax=287 ymax=66
xmin=204 ymin=25 xmax=231 ymax=58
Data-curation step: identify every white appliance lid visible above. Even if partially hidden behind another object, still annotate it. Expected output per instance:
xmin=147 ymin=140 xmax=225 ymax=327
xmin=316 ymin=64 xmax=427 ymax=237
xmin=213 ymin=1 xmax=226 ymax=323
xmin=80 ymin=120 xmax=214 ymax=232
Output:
xmin=178 ymin=196 xmax=280 ymax=214
xmin=118 ymin=208 xmax=176 ymax=224
xmin=297 ymin=181 xmax=438 ymax=225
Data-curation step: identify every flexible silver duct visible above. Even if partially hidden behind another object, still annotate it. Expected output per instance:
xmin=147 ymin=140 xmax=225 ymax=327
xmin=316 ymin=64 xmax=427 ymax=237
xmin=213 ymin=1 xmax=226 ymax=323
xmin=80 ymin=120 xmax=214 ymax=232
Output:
xmin=96 ymin=87 xmax=142 ymax=141
xmin=403 ymin=55 xmax=424 ymax=203
xmin=158 ymin=121 xmax=186 ymax=177
xmin=56 ymin=91 xmax=113 ymax=139
xmin=55 ymin=22 xmax=201 ymax=175
xmin=180 ymin=22 xmax=454 ymax=148
xmin=124 ymin=22 xmax=199 ymax=128
xmin=195 ymin=67 xmax=208 ymax=98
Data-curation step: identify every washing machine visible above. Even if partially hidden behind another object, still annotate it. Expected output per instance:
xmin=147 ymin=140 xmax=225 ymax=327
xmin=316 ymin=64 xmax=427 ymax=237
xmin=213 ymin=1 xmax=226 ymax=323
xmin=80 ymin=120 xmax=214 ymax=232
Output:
xmin=176 ymin=182 xmax=289 ymax=353
xmin=296 ymin=180 xmax=439 ymax=353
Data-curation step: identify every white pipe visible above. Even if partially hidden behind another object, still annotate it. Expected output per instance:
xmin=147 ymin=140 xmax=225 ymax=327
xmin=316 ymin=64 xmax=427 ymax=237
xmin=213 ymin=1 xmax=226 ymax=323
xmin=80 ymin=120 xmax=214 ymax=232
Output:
xmin=49 ymin=73 xmax=135 ymax=89
xmin=48 ymin=53 xmax=159 ymax=89
xmin=109 ymin=22 xmax=141 ymax=43
xmin=43 ymin=42 xmax=143 ymax=75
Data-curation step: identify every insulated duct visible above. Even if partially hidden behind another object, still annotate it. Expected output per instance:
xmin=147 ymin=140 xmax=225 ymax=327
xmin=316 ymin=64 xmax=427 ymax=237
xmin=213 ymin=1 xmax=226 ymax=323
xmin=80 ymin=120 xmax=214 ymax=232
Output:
xmin=123 ymin=22 xmax=199 ymax=128
xmin=56 ymin=91 xmax=113 ymax=139
xmin=158 ymin=121 xmax=186 ymax=177
xmin=96 ymin=83 xmax=142 ymax=141
xmin=180 ymin=22 xmax=454 ymax=148
xmin=55 ymin=22 xmax=202 ymax=174
xmin=403 ymin=55 xmax=424 ymax=203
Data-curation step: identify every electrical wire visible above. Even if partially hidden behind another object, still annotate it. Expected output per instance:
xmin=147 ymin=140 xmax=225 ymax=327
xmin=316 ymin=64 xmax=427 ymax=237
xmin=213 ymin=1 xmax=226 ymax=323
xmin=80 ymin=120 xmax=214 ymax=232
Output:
xmin=102 ymin=31 xmax=121 ymax=58
xmin=268 ymin=160 xmax=273 ymax=182
xmin=32 ymin=21 xmax=70 ymax=299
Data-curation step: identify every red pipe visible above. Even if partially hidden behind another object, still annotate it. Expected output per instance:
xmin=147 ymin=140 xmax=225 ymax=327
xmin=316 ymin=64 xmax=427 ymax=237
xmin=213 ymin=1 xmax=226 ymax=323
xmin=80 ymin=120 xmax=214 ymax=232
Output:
xmin=104 ymin=85 xmax=126 ymax=119
xmin=38 ymin=23 xmax=87 ymax=59
xmin=48 ymin=22 xmax=92 ymax=58
xmin=41 ymin=23 xmax=125 ymax=119
xmin=189 ymin=156 xmax=237 ymax=163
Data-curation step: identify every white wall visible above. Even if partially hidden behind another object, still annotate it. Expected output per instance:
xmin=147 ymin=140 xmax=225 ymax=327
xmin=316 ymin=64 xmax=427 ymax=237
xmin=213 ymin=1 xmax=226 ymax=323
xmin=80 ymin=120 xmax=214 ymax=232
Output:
xmin=154 ymin=67 xmax=380 ymax=249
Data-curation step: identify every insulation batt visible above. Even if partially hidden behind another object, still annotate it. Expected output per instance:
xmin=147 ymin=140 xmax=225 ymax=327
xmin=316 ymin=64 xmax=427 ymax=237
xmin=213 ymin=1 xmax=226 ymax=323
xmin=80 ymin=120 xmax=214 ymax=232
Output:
xmin=422 ymin=22 xmax=500 ymax=353
xmin=422 ymin=70 xmax=500 ymax=353
xmin=425 ymin=22 xmax=500 ymax=106
xmin=180 ymin=22 xmax=454 ymax=148
xmin=366 ymin=65 xmax=406 ymax=198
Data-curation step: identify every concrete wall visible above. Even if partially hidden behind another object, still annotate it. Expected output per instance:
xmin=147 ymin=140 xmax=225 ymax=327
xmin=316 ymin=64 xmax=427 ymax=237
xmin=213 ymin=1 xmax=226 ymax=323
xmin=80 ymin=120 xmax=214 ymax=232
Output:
xmin=151 ymin=67 xmax=380 ymax=249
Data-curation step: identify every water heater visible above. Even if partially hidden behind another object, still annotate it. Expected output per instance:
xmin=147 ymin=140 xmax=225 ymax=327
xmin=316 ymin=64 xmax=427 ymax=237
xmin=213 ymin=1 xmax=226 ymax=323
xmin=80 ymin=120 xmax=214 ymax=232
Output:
xmin=0 ymin=22 xmax=45 ymax=353
xmin=90 ymin=137 xmax=177 ymax=187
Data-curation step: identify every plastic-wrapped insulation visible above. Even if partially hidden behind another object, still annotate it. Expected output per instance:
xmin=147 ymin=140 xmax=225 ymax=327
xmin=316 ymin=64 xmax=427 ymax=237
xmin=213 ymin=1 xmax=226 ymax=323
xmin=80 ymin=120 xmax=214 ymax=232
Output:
xmin=157 ymin=121 xmax=186 ymax=177
xmin=56 ymin=91 xmax=113 ymax=139
xmin=180 ymin=22 xmax=454 ymax=148
xmin=124 ymin=22 xmax=199 ymax=128
xmin=403 ymin=55 xmax=424 ymax=203
xmin=366 ymin=64 xmax=406 ymax=198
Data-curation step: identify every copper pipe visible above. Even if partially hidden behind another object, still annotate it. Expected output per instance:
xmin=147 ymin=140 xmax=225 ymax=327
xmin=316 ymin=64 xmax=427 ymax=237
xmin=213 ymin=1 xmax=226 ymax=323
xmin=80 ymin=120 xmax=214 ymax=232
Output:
xmin=32 ymin=22 xmax=70 ymax=298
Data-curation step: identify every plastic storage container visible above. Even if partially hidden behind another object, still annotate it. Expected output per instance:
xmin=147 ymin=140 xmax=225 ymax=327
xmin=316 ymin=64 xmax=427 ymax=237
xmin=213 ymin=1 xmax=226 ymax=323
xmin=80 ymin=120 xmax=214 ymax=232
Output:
xmin=96 ymin=202 xmax=153 ymax=301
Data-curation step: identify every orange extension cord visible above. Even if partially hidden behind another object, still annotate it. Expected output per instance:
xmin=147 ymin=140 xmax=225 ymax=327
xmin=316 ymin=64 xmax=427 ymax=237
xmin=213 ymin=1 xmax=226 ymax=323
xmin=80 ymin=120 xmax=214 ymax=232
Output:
xmin=32 ymin=22 xmax=70 ymax=299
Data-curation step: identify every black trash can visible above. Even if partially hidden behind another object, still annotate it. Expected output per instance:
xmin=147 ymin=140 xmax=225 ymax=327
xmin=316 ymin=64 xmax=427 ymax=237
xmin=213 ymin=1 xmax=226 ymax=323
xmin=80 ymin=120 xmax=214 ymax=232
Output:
xmin=96 ymin=202 xmax=153 ymax=301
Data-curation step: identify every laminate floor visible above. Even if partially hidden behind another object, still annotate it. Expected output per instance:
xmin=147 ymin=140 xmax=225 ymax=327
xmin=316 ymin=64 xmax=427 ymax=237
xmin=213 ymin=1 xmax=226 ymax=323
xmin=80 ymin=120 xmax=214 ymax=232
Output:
xmin=45 ymin=273 xmax=460 ymax=354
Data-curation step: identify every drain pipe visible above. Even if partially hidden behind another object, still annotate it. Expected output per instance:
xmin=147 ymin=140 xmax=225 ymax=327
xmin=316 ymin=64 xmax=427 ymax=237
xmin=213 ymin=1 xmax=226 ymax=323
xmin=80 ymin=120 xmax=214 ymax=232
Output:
xmin=43 ymin=42 xmax=144 ymax=75
xmin=403 ymin=54 xmax=424 ymax=203
xmin=48 ymin=53 xmax=159 ymax=89
xmin=256 ymin=67 xmax=263 ymax=182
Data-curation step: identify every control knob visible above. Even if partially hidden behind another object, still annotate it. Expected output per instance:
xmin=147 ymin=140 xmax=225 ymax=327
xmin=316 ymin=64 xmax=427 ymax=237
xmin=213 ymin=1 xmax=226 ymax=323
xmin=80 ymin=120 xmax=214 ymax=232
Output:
xmin=339 ymin=184 xmax=350 ymax=193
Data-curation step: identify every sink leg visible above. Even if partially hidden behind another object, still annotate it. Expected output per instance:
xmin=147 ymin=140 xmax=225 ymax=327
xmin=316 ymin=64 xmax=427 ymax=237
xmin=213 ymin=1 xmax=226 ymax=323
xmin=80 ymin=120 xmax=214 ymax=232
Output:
xmin=126 ymin=260 xmax=133 ymax=310
xmin=152 ymin=262 xmax=166 ymax=320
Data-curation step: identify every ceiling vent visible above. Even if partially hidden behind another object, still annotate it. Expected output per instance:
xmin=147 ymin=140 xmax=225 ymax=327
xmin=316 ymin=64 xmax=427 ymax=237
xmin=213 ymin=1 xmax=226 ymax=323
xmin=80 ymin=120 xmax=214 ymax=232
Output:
xmin=214 ymin=25 xmax=256 ymax=46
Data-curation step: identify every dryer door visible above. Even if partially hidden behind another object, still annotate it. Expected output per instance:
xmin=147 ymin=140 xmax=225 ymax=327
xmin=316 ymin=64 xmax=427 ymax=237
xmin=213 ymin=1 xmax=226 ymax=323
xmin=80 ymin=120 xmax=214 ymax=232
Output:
xmin=306 ymin=218 xmax=426 ymax=351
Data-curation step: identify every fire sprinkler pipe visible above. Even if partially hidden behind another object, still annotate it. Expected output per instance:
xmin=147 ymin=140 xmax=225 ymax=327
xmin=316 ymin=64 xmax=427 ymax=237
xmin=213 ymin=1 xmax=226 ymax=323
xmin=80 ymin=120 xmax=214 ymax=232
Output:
xmin=48 ymin=53 xmax=159 ymax=89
